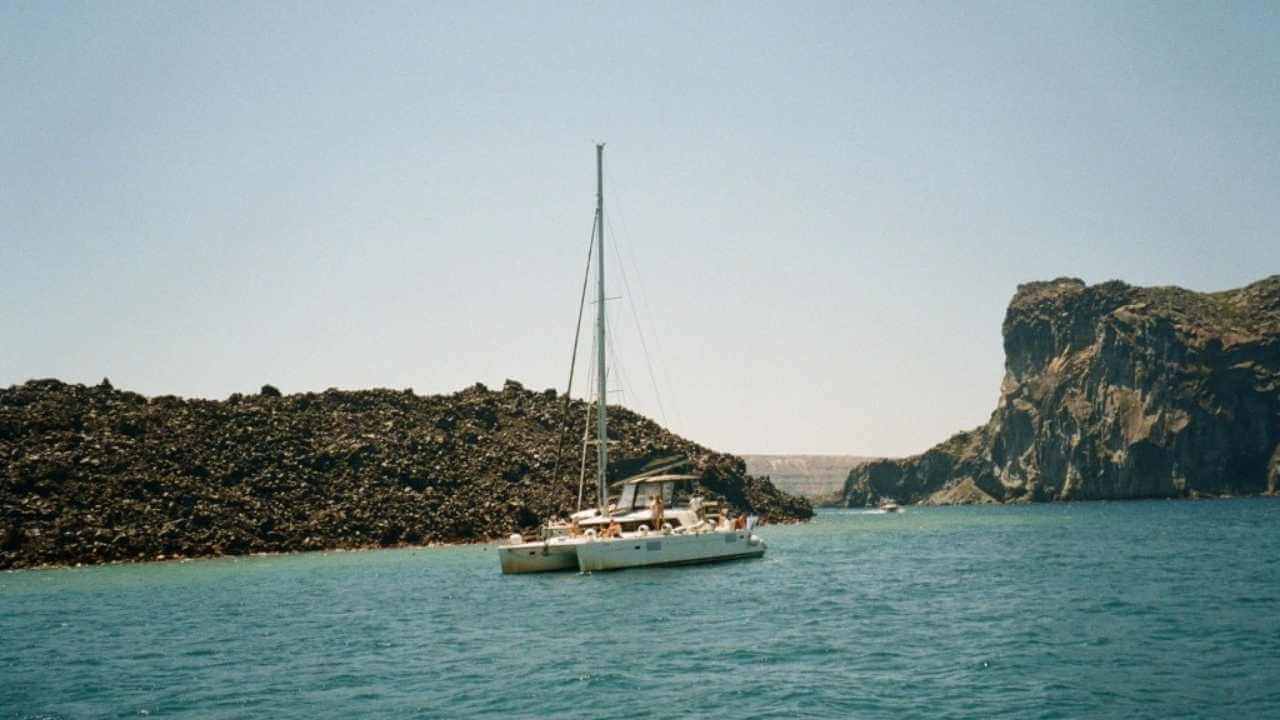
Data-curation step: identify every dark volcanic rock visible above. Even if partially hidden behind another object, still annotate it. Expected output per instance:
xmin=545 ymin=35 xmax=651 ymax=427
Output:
xmin=0 ymin=380 xmax=811 ymax=569
xmin=844 ymin=275 xmax=1280 ymax=506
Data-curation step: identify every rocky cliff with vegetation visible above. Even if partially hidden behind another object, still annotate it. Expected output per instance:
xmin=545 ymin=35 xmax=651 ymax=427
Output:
xmin=0 ymin=379 xmax=811 ymax=569
xmin=845 ymin=276 xmax=1280 ymax=506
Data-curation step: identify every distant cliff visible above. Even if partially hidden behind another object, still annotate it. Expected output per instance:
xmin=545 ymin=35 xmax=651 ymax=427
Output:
xmin=741 ymin=455 xmax=876 ymax=502
xmin=0 ymin=379 xmax=811 ymax=569
xmin=845 ymin=276 xmax=1280 ymax=506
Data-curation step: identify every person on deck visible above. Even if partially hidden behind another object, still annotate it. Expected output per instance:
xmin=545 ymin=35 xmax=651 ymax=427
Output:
xmin=603 ymin=519 xmax=622 ymax=538
xmin=717 ymin=511 xmax=732 ymax=531
xmin=733 ymin=514 xmax=747 ymax=531
xmin=650 ymin=495 xmax=665 ymax=532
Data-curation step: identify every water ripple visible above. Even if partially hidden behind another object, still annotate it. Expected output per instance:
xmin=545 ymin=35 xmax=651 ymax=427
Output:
xmin=3 ymin=499 xmax=1279 ymax=718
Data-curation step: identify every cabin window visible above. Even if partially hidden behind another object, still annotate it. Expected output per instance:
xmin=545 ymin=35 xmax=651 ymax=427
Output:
xmin=616 ymin=480 xmax=678 ymax=510
xmin=616 ymin=484 xmax=636 ymax=509
xmin=634 ymin=482 xmax=673 ymax=507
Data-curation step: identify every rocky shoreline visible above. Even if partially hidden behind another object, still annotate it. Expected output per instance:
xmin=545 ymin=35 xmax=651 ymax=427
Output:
xmin=844 ymin=275 xmax=1280 ymax=507
xmin=0 ymin=379 xmax=811 ymax=570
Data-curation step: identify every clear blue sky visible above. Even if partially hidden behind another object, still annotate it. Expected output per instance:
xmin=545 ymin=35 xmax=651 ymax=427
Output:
xmin=3 ymin=1 xmax=1278 ymax=457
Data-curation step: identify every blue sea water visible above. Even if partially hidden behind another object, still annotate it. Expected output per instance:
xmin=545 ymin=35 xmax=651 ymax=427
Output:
xmin=3 ymin=499 xmax=1279 ymax=719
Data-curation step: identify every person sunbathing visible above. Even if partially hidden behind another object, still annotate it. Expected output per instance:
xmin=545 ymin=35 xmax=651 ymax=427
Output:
xmin=602 ymin=519 xmax=623 ymax=538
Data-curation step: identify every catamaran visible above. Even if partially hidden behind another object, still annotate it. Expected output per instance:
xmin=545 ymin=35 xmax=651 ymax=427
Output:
xmin=497 ymin=144 xmax=767 ymax=574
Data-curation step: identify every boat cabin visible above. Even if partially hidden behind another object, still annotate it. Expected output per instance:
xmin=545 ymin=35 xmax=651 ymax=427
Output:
xmin=546 ymin=474 xmax=706 ymax=538
xmin=611 ymin=474 xmax=697 ymax=512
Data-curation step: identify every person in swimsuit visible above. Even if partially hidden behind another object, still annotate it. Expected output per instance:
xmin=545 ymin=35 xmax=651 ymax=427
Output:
xmin=717 ymin=510 xmax=732 ymax=531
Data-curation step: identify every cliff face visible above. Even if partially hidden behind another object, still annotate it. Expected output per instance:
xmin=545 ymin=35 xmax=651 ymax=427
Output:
xmin=0 ymin=379 xmax=811 ymax=569
xmin=740 ymin=455 xmax=877 ymax=501
xmin=845 ymin=275 xmax=1280 ymax=506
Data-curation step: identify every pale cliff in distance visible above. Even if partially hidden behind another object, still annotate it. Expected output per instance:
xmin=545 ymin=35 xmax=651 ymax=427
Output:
xmin=741 ymin=455 xmax=876 ymax=502
xmin=844 ymin=275 xmax=1280 ymax=506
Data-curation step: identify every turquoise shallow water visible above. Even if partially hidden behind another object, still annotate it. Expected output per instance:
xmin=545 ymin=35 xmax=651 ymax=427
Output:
xmin=3 ymin=499 xmax=1279 ymax=719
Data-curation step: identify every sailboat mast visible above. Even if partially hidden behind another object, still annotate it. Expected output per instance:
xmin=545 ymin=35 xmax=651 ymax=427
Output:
xmin=594 ymin=143 xmax=609 ymax=514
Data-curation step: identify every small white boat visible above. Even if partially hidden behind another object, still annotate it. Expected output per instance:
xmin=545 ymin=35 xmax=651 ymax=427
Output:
xmin=880 ymin=501 xmax=901 ymax=513
xmin=499 ymin=144 xmax=767 ymax=574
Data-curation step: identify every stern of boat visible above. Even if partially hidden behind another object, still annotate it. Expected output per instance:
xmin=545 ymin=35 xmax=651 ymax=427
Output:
xmin=498 ymin=539 xmax=581 ymax=574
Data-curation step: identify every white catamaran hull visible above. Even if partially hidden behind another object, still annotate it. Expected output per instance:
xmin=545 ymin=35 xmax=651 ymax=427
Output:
xmin=498 ymin=538 xmax=585 ymax=574
xmin=575 ymin=531 xmax=765 ymax=573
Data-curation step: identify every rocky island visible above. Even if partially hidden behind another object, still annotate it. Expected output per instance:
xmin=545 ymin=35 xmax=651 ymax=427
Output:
xmin=0 ymin=379 xmax=811 ymax=569
xmin=845 ymin=275 xmax=1280 ymax=506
